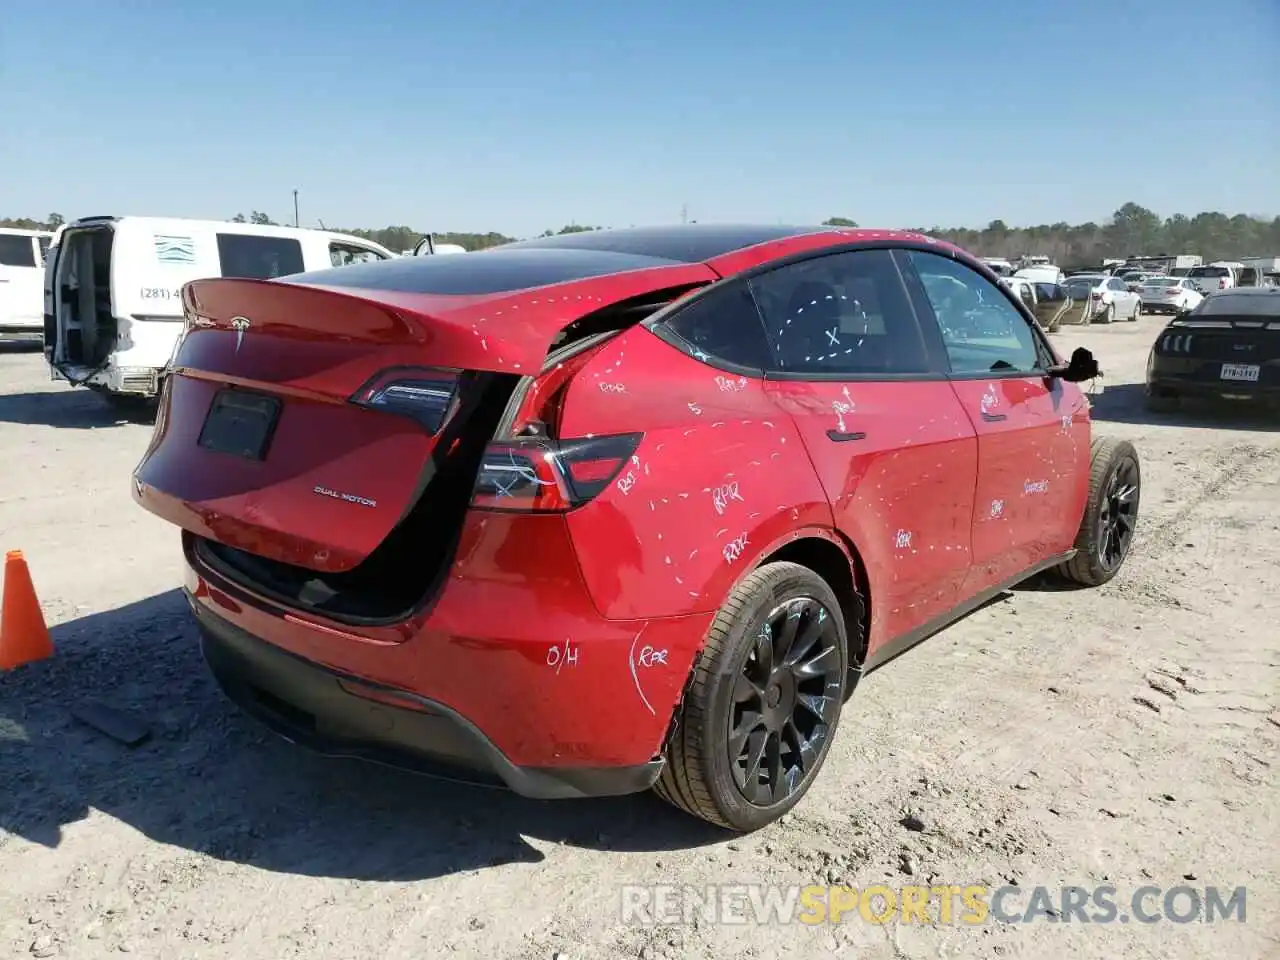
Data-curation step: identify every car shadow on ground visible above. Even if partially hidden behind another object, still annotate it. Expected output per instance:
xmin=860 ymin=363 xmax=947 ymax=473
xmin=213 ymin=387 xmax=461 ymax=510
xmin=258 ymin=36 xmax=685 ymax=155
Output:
xmin=0 ymin=390 xmax=155 ymax=429
xmin=0 ymin=591 xmax=724 ymax=882
xmin=1089 ymin=382 xmax=1279 ymax=432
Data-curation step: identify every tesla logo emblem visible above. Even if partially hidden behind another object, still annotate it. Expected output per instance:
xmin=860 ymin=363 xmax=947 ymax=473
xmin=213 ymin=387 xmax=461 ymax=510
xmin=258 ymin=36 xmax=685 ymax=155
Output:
xmin=230 ymin=316 xmax=251 ymax=352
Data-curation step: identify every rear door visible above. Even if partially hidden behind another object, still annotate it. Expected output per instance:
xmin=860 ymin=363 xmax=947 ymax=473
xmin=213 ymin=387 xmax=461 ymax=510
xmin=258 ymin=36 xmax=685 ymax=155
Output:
xmin=754 ymin=247 xmax=978 ymax=648
xmin=1106 ymin=277 xmax=1131 ymax=317
xmin=901 ymin=249 xmax=1086 ymax=595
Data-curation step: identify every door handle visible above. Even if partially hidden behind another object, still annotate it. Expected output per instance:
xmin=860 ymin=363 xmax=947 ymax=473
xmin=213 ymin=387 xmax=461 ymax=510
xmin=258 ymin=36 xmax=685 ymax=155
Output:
xmin=980 ymin=412 xmax=1007 ymax=422
xmin=826 ymin=429 xmax=866 ymax=442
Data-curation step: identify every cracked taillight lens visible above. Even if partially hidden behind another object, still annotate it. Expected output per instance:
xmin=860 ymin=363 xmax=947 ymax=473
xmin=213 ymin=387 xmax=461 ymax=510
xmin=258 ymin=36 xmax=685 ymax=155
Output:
xmin=471 ymin=433 xmax=643 ymax=512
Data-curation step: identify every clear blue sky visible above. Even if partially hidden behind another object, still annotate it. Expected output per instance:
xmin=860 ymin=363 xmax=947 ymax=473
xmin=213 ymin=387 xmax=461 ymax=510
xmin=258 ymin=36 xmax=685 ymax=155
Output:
xmin=4 ymin=0 xmax=1277 ymax=237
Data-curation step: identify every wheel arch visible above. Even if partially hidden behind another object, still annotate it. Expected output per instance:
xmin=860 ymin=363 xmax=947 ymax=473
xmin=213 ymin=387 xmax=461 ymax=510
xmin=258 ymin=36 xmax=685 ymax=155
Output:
xmin=733 ymin=527 xmax=872 ymax=697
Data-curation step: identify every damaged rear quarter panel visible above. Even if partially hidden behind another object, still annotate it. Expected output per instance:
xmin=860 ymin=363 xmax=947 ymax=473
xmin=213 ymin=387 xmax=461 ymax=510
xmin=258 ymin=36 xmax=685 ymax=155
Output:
xmin=558 ymin=329 xmax=834 ymax=621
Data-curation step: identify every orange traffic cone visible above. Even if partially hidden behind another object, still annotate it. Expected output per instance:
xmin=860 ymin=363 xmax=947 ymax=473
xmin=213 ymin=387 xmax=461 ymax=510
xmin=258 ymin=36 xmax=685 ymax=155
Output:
xmin=0 ymin=550 xmax=53 ymax=670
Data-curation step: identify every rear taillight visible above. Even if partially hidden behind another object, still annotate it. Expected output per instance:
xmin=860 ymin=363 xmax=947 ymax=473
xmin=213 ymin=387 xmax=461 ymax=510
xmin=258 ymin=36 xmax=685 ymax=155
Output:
xmin=471 ymin=433 xmax=643 ymax=512
xmin=1219 ymin=279 xmax=1227 ymax=289
xmin=349 ymin=367 xmax=459 ymax=433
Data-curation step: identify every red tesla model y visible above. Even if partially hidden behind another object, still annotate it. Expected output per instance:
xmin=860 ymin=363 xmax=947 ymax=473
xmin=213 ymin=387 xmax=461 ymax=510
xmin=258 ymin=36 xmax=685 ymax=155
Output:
xmin=133 ymin=224 xmax=1140 ymax=831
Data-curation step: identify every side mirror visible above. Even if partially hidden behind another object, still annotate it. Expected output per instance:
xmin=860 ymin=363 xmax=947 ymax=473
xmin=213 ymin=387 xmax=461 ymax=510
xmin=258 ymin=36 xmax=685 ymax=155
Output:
xmin=1047 ymin=346 xmax=1100 ymax=382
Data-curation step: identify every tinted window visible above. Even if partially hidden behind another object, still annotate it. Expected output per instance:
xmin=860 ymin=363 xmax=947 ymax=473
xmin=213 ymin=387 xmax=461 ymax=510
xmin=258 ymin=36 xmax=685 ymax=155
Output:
xmin=1188 ymin=266 xmax=1229 ymax=278
xmin=661 ymin=282 xmax=770 ymax=370
xmin=38 ymin=237 xmax=51 ymax=261
xmin=216 ymin=233 xmax=305 ymax=279
xmin=1197 ymin=292 xmax=1280 ymax=318
xmin=749 ymin=249 xmax=930 ymax=376
xmin=0 ymin=235 xmax=36 ymax=268
xmin=908 ymin=250 xmax=1042 ymax=375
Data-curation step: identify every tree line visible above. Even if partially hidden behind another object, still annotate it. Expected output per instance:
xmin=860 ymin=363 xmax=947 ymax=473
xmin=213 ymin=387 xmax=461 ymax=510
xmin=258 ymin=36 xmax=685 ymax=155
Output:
xmin=6 ymin=204 xmax=1278 ymax=267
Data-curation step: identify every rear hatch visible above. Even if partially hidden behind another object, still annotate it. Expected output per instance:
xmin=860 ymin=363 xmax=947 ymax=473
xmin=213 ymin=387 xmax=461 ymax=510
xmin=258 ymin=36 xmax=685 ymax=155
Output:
xmin=134 ymin=256 xmax=715 ymax=622
xmin=1141 ymin=279 xmax=1180 ymax=299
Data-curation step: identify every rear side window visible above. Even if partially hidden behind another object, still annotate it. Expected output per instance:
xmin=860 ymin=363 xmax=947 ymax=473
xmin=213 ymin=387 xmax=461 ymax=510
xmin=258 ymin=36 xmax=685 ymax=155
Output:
xmin=750 ymin=249 xmax=931 ymax=376
xmin=216 ymin=233 xmax=305 ymax=280
xmin=0 ymin=235 xmax=36 ymax=268
xmin=660 ymin=282 xmax=770 ymax=370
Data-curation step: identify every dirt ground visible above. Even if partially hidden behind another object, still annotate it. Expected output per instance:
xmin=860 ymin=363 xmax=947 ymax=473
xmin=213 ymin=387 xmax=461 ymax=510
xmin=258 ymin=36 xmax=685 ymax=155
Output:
xmin=1 ymin=321 xmax=1277 ymax=960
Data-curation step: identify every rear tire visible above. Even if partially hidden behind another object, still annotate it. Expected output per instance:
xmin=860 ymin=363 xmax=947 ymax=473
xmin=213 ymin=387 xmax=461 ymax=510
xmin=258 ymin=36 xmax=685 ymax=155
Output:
xmin=655 ymin=562 xmax=850 ymax=832
xmin=1101 ymin=304 xmax=1115 ymax=324
xmin=1058 ymin=437 xmax=1141 ymax=587
xmin=1131 ymin=301 xmax=1142 ymax=321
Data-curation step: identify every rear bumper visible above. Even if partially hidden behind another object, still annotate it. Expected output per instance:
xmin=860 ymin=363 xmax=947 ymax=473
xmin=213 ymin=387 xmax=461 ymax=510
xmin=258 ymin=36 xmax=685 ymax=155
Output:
xmin=51 ymin=361 xmax=160 ymax=395
xmin=194 ymin=599 xmax=663 ymax=799
xmin=1147 ymin=354 xmax=1280 ymax=401
xmin=182 ymin=511 xmax=714 ymax=795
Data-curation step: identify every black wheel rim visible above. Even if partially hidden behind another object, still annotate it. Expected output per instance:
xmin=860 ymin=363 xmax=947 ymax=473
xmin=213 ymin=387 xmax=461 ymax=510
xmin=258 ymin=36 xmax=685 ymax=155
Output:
xmin=728 ymin=597 xmax=843 ymax=806
xmin=1097 ymin=457 xmax=1139 ymax=571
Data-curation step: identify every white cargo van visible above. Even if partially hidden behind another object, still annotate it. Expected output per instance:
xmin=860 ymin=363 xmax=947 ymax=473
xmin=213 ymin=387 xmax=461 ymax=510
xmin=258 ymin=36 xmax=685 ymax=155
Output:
xmin=1 ymin=227 xmax=55 ymax=335
xmin=44 ymin=216 xmax=395 ymax=404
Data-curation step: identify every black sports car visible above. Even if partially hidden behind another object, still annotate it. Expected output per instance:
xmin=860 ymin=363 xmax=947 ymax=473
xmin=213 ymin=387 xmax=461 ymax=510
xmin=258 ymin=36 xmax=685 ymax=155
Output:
xmin=1146 ymin=287 xmax=1280 ymax=411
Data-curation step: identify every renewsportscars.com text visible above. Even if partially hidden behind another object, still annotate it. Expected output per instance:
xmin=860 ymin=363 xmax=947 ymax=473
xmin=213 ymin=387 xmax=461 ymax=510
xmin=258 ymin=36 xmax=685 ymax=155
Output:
xmin=620 ymin=883 xmax=1247 ymax=926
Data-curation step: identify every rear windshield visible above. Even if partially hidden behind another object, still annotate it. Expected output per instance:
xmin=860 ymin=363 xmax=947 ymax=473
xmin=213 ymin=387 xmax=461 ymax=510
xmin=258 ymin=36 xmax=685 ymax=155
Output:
xmin=0 ymin=235 xmax=36 ymax=268
xmin=1188 ymin=266 xmax=1229 ymax=278
xmin=217 ymin=233 xmax=305 ymax=280
xmin=1196 ymin=293 xmax=1280 ymax=318
xmin=282 ymin=246 xmax=686 ymax=296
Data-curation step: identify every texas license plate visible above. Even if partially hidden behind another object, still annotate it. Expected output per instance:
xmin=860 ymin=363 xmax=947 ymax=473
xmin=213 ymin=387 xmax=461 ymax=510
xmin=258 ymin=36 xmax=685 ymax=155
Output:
xmin=1219 ymin=363 xmax=1260 ymax=382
